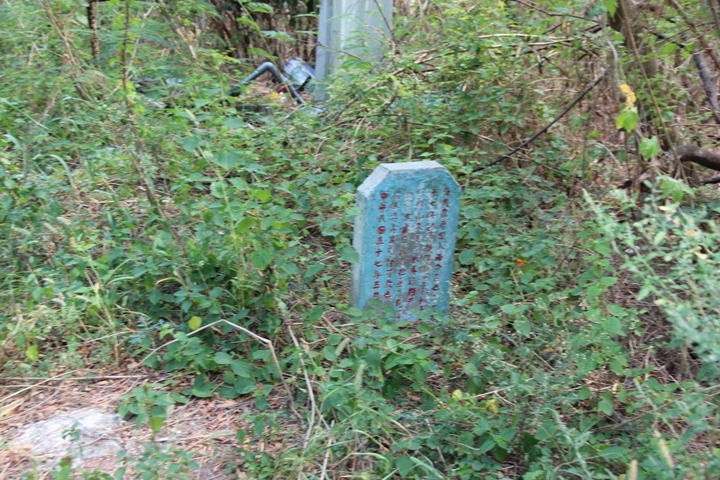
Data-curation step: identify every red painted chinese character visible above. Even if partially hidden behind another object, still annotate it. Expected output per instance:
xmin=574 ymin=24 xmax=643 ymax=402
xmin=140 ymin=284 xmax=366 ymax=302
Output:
xmin=378 ymin=226 xmax=386 ymax=234
xmin=435 ymin=254 xmax=443 ymax=261
xmin=379 ymin=203 xmax=387 ymax=211
xmin=373 ymin=281 xmax=380 ymax=289
xmin=384 ymin=291 xmax=391 ymax=298
xmin=381 ymin=192 xmax=389 ymax=200
xmin=408 ymin=288 xmax=417 ymax=297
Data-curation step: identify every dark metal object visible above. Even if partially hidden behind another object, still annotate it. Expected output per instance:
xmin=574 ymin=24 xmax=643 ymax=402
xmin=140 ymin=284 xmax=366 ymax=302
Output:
xmin=229 ymin=61 xmax=306 ymax=105
xmin=282 ymin=58 xmax=315 ymax=90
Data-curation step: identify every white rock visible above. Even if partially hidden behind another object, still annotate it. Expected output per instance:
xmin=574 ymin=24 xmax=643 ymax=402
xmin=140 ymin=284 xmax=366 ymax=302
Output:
xmin=10 ymin=408 xmax=122 ymax=460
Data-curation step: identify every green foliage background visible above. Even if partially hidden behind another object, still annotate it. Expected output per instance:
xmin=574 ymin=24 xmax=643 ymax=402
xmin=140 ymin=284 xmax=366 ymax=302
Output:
xmin=2 ymin=0 xmax=720 ymax=478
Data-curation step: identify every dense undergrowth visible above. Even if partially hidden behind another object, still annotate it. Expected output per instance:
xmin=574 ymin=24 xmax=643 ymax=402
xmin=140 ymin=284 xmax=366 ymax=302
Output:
xmin=2 ymin=0 xmax=720 ymax=478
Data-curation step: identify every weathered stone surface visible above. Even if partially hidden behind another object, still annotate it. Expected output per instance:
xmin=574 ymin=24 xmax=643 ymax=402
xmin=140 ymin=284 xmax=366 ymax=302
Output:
xmin=10 ymin=408 xmax=123 ymax=460
xmin=351 ymin=161 xmax=461 ymax=320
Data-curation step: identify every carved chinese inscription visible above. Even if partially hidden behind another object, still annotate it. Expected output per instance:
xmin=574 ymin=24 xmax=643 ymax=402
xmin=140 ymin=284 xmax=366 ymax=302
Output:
xmin=351 ymin=161 xmax=461 ymax=320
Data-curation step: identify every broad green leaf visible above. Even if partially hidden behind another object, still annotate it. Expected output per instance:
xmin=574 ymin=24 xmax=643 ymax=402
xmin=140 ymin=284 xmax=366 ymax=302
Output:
xmin=598 ymin=446 xmax=627 ymax=459
xmin=463 ymin=362 xmax=479 ymax=376
xmin=231 ymin=359 xmax=252 ymax=377
xmin=598 ymin=397 xmax=614 ymax=416
xmin=251 ymin=189 xmax=272 ymax=202
xmin=250 ymin=248 xmax=273 ymax=270
xmin=660 ymin=176 xmax=694 ymax=202
xmin=396 ymin=455 xmax=415 ymax=477
xmin=339 ymin=246 xmax=359 ymax=264
xmin=212 ymin=151 xmax=239 ymax=170
xmin=323 ymin=345 xmax=338 ymax=361
xmin=602 ymin=316 xmax=623 ymax=335
xmin=536 ymin=418 xmax=556 ymax=441
xmin=605 ymin=0 xmax=617 ymax=17
xmin=639 ymin=136 xmax=660 ymax=158
xmin=188 ymin=316 xmax=202 ymax=330
xmin=190 ymin=377 xmax=216 ymax=398
xmin=194 ymin=98 xmax=212 ymax=109
xmin=478 ymin=437 xmax=496 ymax=454
xmin=223 ymin=117 xmax=245 ymax=128
xmin=149 ymin=416 xmax=165 ymax=433
xmin=234 ymin=377 xmax=255 ymax=395
xmin=616 ymin=108 xmax=638 ymax=132
xmin=610 ymin=355 xmax=628 ymax=375
xmin=577 ymin=386 xmax=592 ymax=400
xmin=236 ymin=217 xmax=254 ymax=234
xmin=458 ymin=249 xmax=475 ymax=265
xmin=181 ymin=136 xmax=200 ymax=152
xmin=578 ymin=356 xmax=597 ymax=376
xmin=214 ymin=352 xmax=233 ymax=365
xmin=25 ymin=344 xmax=39 ymax=361
xmin=365 ymin=349 xmax=382 ymax=369
xmin=514 ymin=318 xmax=531 ymax=336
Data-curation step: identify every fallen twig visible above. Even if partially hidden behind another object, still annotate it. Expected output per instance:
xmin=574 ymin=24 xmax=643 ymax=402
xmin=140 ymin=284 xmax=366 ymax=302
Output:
xmin=0 ymin=369 xmax=82 ymax=404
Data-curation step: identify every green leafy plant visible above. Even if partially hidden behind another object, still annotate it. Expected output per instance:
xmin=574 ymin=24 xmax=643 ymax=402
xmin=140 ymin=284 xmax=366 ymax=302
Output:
xmin=118 ymin=383 xmax=188 ymax=434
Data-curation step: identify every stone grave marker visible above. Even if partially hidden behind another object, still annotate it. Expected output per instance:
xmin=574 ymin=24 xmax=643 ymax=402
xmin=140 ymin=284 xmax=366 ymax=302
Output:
xmin=351 ymin=161 xmax=461 ymax=320
xmin=315 ymin=0 xmax=393 ymax=100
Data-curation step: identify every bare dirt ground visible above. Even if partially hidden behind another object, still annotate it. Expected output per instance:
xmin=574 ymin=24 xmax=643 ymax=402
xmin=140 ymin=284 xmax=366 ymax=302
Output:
xmin=0 ymin=368 xmax=290 ymax=479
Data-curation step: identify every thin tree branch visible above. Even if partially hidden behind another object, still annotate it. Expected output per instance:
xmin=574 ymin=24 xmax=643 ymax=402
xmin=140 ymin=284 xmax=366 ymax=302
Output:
xmin=473 ymin=68 xmax=606 ymax=172
xmin=667 ymin=0 xmax=720 ymax=71
xmin=682 ymin=32 xmax=720 ymax=124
